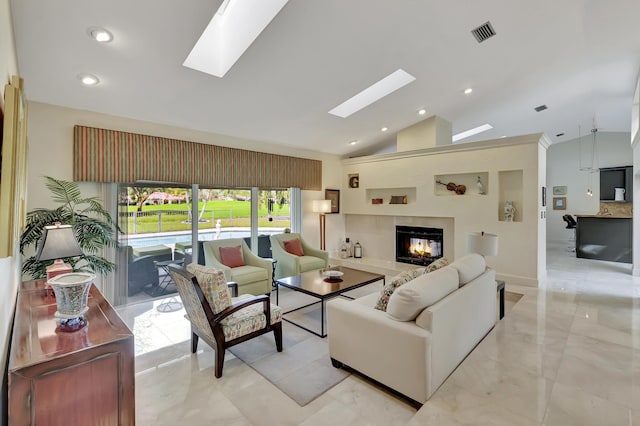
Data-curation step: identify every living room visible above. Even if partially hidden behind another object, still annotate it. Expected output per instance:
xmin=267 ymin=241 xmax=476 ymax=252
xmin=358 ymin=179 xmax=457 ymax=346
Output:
xmin=3 ymin=1 xmax=640 ymax=424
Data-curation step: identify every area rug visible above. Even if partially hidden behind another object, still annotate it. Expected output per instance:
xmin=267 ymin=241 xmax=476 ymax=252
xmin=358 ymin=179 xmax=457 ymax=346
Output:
xmin=228 ymin=289 xmax=523 ymax=407
xmin=228 ymin=320 xmax=350 ymax=406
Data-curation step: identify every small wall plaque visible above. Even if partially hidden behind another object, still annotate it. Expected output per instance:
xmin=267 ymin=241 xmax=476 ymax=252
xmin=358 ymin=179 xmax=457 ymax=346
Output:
xmin=348 ymin=174 xmax=359 ymax=188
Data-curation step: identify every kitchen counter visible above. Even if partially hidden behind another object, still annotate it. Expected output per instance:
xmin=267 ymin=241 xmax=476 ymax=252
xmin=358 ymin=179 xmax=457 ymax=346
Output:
xmin=576 ymin=214 xmax=632 ymax=219
xmin=575 ymin=216 xmax=632 ymax=263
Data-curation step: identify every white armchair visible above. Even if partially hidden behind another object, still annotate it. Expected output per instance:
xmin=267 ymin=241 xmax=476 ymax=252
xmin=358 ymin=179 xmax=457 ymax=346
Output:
xmin=201 ymin=238 xmax=273 ymax=295
xmin=270 ymin=233 xmax=328 ymax=279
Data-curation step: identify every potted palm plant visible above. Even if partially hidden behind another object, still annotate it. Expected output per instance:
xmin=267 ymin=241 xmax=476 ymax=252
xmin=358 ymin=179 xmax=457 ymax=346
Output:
xmin=20 ymin=176 xmax=119 ymax=279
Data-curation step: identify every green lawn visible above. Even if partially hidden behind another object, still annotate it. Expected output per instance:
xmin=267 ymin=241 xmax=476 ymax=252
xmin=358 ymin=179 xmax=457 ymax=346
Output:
xmin=125 ymin=200 xmax=290 ymax=234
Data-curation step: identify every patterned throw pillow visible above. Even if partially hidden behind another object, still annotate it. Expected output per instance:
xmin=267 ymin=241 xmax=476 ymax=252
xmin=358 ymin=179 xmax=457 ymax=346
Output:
xmin=425 ymin=257 xmax=449 ymax=273
xmin=374 ymin=271 xmax=415 ymax=311
xmin=186 ymin=263 xmax=231 ymax=314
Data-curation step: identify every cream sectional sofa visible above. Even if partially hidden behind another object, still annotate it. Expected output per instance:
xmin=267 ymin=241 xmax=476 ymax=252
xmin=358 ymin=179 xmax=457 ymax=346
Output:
xmin=326 ymin=254 xmax=496 ymax=405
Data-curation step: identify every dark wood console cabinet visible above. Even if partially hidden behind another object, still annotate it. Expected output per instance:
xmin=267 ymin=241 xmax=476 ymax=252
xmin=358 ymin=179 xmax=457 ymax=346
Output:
xmin=8 ymin=280 xmax=135 ymax=425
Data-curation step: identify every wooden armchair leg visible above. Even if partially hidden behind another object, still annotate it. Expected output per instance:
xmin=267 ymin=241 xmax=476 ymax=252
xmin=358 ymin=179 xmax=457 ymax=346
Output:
xmin=214 ymin=340 xmax=226 ymax=378
xmin=191 ymin=331 xmax=199 ymax=353
xmin=273 ymin=322 xmax=283 ymax=352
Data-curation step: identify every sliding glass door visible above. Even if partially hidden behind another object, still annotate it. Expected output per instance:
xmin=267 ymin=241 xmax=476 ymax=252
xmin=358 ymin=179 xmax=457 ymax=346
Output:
xmin=115 ymin=184 xmax=293 ymax=306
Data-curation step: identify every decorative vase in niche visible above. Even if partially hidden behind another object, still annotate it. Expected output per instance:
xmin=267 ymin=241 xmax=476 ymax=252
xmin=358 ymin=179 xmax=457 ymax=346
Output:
xmin=504 ymin=201 xmax=516 ymax=222
xmin=476 ymin=176 xmax=485 ymax=195
xmin=47 ymin=272 xmax=96 ymax=332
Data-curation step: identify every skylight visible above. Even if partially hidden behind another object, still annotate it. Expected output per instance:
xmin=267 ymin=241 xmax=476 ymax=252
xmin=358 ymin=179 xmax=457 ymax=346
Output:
xmin=183 ymin=0 xmax=289 ymax=78
xmin=452 ymin=123 xmax=493 ymax=142
xmin=328 ymin=69 xmax=416 ymax=118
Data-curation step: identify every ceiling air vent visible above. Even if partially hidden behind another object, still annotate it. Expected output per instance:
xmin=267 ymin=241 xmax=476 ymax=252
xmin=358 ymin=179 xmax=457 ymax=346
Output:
xmin=534 ymin=104 xmax=548 ymax=112
xmin=471 ymin=21 xmax=496 ymax=43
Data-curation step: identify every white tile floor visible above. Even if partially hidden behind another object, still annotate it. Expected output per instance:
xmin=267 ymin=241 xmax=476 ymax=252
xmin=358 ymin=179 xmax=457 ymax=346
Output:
xmin=118 ymin=245 xmax=640 ymax=425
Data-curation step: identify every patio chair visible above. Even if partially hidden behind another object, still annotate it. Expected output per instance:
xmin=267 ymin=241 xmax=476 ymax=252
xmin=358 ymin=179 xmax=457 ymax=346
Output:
xmin=169 ymin=263 xmax=282 ymax=378
xmin=125 ymin=246 xmax=159 ymax=296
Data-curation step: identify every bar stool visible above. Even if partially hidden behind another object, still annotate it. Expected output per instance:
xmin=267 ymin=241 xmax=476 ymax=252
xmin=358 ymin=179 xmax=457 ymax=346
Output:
xmin=562 ymin=214 xmax=577 ymax=252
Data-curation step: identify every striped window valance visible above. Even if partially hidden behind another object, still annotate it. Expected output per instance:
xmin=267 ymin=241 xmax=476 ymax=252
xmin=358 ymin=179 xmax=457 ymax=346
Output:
xmin=73 ymin=125 xmax=322 ymax=190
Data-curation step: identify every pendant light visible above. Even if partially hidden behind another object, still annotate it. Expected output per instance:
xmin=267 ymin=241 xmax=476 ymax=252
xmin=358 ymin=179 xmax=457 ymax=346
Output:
xmin=578 ymin=121 xmax=599 ymax=196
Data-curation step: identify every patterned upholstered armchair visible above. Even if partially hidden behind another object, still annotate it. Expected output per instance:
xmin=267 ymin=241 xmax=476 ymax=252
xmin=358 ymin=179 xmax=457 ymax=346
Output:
xmin=168 ymin=263 xmax=283 ymax=378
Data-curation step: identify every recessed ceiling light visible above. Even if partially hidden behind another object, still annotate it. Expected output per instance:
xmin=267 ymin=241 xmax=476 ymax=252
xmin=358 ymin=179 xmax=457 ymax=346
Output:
xmin=77 ymin=74 xmax=100 ymax=85
xmin=452 ymin=123 xmax=493 ymax=142
xmin=349 ymin=140 xmax=358 ymax=145
xmin=381 ymin=127 xmax=388 ymax=132
xmin=464 ymin=88 xmax=473 ymax=94
xmin=418 ymin=108 xmax=427 ymax=115
xmin=328 ymin=69 xmax=416 ymax=118
xmin=88 ymin=27 xmax=113 ymax=43
xmin=184 ymin=0 xmax=289 ymax=78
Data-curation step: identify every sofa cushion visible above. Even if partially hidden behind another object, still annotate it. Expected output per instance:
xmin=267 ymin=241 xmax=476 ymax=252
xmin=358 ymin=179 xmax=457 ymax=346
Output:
xmin=219 ymin=245 xmax=246 ymax=268
xmin=284 ymin=238 xmax=305 ymax=256
xmin=386 ymin=266 xmax=459 ymax=321
xmin=449 ymin=253 xmax=486 ymax=286
xmin=186 ymin=263 xmax=231 ymax=314
xmin=425 ymin=257 xmax=449 ymax=273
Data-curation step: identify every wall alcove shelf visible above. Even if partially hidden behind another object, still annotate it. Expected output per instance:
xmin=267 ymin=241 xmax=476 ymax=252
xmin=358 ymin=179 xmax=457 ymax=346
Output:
xmin=498 ymin=170 xmax=523 ymax=222
xmin=599 ymin=166 xmax=633 ymax=202
xmin=365 ymin=187 xmax=416 ymax=204
xmin=434 ymin=172 xmax=488 ymax=196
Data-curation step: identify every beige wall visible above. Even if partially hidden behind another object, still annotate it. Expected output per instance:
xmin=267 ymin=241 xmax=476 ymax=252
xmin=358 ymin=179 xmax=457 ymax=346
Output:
xmin=26 ymin=101 xmax=344 ymax=269
xmin=341 ymin=134 xmax=548 ymax=286
xmin=0 ymin=0 xmax=20 ymax=411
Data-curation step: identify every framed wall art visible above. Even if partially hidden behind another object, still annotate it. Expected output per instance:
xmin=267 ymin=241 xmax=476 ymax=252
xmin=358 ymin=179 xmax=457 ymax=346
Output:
xmin=553 ymin=197 xmax=566 ymax=210
xmin=553 ymin=186 xmax=567 ymax=195
xmin=325 ymin=189 xmax=340 ymax=213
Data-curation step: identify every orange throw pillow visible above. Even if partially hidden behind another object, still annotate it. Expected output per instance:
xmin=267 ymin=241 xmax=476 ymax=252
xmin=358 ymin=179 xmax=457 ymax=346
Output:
xmin=219 ymin=245 xmax=246 ymax=268
xmin=284 ymin=239 xmax=305 ymax=256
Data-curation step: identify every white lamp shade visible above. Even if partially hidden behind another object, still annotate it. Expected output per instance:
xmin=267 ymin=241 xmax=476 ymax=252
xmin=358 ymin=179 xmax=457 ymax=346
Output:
xmin=312 ymin=199 xmax=332 ymax=213
xmin=467 ymin=232 xmax=498 ymax=257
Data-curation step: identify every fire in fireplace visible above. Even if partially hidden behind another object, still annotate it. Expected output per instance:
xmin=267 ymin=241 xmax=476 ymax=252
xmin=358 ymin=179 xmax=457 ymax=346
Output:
xmin=396 ymin=226 xmax=443 ymax=266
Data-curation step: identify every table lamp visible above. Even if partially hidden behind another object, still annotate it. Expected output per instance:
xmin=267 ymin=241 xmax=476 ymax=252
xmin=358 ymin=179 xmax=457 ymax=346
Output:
xmin=36 ymin=222 xmax=84 ymax=279
xmin=312 ymin=200 xmax=332 ymax=250
xmin=467 ymin=231 xmax=499 ymax=257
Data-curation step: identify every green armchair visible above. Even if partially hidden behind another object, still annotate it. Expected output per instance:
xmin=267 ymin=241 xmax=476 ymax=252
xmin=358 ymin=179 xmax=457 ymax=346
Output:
xmin=201 ymin=238 xmax=273 ymax=295
xmin=270 ymin=233 xmax=328 ymax=279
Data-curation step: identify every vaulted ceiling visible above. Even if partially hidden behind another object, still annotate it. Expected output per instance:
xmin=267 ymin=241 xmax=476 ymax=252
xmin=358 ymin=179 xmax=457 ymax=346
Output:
xmin=10 ymin=0 xmax=640 ymax=156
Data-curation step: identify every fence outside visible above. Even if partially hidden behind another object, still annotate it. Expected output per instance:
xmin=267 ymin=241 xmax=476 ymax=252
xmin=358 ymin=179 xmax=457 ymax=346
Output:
xmin=120 ymin=209 xmax=289 ymax=234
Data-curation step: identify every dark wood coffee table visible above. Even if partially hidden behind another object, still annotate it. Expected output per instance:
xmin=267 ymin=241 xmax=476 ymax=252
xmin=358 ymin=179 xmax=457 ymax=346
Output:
xmin=275 ymin=266 xmax=385 ymax=337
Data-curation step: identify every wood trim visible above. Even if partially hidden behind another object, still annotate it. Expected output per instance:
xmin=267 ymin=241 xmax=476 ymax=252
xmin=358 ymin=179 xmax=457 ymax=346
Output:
xmin=0 ymin=76 xmax=28 ymax=258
